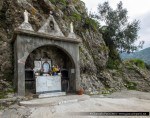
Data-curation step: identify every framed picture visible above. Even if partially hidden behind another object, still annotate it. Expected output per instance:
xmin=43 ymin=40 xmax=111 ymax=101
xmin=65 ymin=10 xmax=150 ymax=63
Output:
xmin=33 ymin=61 xmax=42 ymax=72
xmin=41 ymin=59 xmax=52 ymax=73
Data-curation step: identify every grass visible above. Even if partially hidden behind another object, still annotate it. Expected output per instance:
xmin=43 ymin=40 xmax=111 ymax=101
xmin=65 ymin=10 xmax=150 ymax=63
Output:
xmin=124 ymin=81 xmax=137 ymax=90
xmin=124 ymin=59 xmax=146 ymax=69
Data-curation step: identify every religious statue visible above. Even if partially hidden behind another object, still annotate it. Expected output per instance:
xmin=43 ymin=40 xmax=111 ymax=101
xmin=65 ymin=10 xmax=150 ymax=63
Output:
xmin=50 ymin=11 xmax=53 ymax=15
xmin=24 ymin=10 xmax=29 ymax=23
xmin=70 ymin=22 xmax=74 ymax=33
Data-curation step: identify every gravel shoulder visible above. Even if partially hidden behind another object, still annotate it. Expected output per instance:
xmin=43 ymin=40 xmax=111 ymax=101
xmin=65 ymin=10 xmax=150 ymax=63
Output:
xmin=105 ymin=90 xmax=150 ymax=100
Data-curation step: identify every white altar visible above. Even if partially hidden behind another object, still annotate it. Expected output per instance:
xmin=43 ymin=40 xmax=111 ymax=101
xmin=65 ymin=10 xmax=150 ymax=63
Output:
xmin=36 ymin=76 xmax=61 ymax=93
xmin=36 ymin=75 xmax=66 ymax=98
xmin=34 ymin=60 xmax=66 ymax=98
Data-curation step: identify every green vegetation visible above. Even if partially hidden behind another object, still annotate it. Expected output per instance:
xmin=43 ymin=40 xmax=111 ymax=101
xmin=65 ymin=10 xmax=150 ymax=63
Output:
xmin=0 ymin=85 xmax=14 ymax=99
xmin=125 ymin=59 xmax=146 ymax=69
xmin=49 ymin=0 xmax=67 ymax=6
xmin=99 ymin=45 xmax=109 ymax=55
xmin=101 ymin=88 xmax=114 ymax=95
xmin=121 ymin=47 xmax=150 ymax=66
xmin=70 ymin=12 xmax=82 ymax=21
xmin=124 ymin=81 xmax=137 ymax=90
xmin=0 ymin=92 xmax=6 ymax=99
xmin=63 ymin=11 xmax=82 ymax=22
xmin=92 ymin=1 xmax=141 ymax=69
xmin=84 ymin=17 xmax=100 ymax=31
xmin=72 ymin=0 xmax=80 ymax=4
xmin=129 ymin=59 xmax=146 ymax=69
xmin=95 ymin=1 xmax=140 ymax=53
xmin=107 ymin=58 xmax=120 ymax=69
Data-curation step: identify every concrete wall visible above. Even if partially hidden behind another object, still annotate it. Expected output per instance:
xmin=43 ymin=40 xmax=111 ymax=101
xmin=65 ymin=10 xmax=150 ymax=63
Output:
xmin=14 ymin=33 xmax=80 ymax=96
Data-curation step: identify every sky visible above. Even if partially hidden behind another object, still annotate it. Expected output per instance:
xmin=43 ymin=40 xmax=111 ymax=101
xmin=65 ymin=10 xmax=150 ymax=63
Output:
xmin=81 ymin=0 xmax=150 ymax=49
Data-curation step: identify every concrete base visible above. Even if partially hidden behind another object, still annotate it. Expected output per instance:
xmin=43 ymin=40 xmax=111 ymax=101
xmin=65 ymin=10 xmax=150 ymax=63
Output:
xmin=38 ymin=92 xmax=66 ymax=98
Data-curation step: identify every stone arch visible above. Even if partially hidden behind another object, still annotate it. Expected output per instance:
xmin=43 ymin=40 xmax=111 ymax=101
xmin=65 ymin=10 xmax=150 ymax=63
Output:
xmin=25 ymin=44 xmax=76 ymax=95
xmin=20 ymin=37 xmax=78 ymax=68
xmin=25 ymin=44 xmax=76 ymax=69
xmin=14 ymin=32 xmax=80 ymax=96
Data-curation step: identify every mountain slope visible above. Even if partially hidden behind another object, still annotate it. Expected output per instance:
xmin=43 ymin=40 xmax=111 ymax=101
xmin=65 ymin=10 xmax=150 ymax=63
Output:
xmin=0 ymin=0 xmax=109 ymax=96
xmin=121 ymin=47 xmax=150 ymax=65
xmin=0 ymin=0 xmax=150 ymax=99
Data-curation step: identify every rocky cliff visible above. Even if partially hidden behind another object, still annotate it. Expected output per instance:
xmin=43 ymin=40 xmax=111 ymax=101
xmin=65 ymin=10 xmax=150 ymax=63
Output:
xmin=0 ymin=0 xmax=150 ymax=98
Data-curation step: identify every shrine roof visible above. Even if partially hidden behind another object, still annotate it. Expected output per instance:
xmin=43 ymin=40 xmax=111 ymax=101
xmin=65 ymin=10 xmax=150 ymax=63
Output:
xmin=12 ymin=29 xmax=82 ymax=44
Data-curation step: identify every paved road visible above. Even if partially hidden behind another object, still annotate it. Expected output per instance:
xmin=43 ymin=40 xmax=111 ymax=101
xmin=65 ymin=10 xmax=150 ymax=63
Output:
xmin=0 ymin=90 xmax=150 ymax=118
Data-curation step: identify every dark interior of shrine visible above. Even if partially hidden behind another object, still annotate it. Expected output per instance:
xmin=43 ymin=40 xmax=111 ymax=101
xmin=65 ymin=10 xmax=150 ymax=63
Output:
xmin=25 ymin=45 xmax=75 ymax=95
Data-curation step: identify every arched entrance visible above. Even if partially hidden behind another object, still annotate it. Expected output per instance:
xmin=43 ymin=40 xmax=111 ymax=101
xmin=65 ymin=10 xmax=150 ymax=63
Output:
xmin=13 ymin=12 xmax=81 ymax=96
xmin=13 ymin=29 xmax=81 ymax=96
xmin=25 ymin=45 xmax=76 ymax=95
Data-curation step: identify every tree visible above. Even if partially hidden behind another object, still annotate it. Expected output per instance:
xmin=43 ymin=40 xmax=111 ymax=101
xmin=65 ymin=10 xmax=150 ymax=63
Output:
xmin=93 ymin=1 xmax=142 ymax=65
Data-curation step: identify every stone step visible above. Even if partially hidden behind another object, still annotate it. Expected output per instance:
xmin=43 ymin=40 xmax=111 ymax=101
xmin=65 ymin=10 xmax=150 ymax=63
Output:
xmin=38 ymin=92 xmax=66 ymax=98
xmin=19 ymin=94 xmax=90 ymax=107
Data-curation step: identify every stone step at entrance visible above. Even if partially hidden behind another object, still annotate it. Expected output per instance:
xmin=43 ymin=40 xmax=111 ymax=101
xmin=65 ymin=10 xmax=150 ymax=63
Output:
xmin=19 ymin=94 xmax=90 ymax=107
xmin=38 ymin=92 xmax=66 ymax=98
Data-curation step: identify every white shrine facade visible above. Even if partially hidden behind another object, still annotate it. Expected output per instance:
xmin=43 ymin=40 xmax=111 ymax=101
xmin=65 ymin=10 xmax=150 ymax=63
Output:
xmin=13 ymin=11 xmax=81 ymax=97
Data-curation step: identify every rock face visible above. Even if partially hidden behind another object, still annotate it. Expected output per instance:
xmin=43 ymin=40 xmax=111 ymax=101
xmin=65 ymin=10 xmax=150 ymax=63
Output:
xmin=0 ymin=0 xmax=107 ymax=95
xmin=0 ymin=0 xmax=150 ymax=97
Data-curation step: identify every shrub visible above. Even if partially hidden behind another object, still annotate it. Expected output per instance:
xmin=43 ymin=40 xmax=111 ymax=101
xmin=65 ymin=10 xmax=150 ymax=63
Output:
xmin=70 ymin=12 xmax=82 ymax=21
xmin=107 ymin=58 xmax=120 ymax=69
xmin=124 ymin=81 xmax=137 ymax=90
xmin=84 ymin=17 xmax=100 ymax=31
xmin=128 ymin=59 xmax=146 ymax=69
